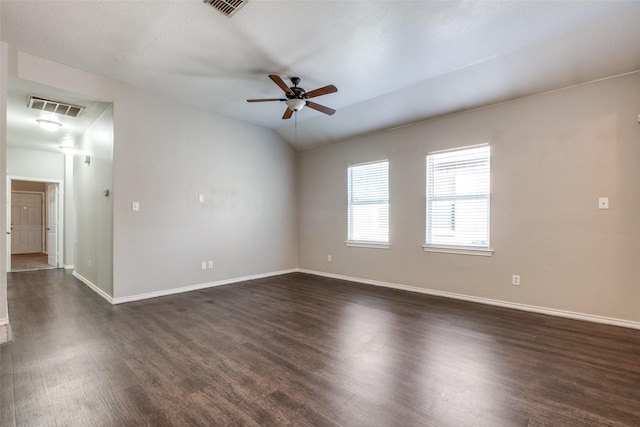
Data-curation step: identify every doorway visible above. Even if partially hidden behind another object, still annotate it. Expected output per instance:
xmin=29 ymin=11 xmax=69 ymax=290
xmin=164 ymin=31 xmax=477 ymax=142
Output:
xmin=11 ymin=191 xmax=43 ymax=254
xmin=7 ymin=178 xmax=63 ymax=272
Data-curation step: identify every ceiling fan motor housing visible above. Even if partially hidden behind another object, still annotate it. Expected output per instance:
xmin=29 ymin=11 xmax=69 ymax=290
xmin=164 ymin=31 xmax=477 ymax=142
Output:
xmin=288 ymin=78 xmax=307 ymax=100
xmin=286 ymin=78 xmax=307 ymax=111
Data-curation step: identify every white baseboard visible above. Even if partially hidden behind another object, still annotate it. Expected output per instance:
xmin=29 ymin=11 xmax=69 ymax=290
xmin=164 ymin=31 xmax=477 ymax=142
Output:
xmin=0 ymin=320 xmax=11 ymax=344
xmin=297 ymin=269 xmax=640 ymax=331
xmin=82 ymin=268 xmax=297 ymax=305
xmin=72 ymin=271 xmax=115 ymax=304
xmin=64 ymin=264 xmax=74 ymax=270
xmin=70 ymin=266 xmax=639 ymax=330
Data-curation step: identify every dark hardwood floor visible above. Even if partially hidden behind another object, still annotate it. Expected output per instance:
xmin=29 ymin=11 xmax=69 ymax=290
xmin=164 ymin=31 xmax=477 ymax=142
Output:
xmin=1 ymin=270 xmax=639 ymax=426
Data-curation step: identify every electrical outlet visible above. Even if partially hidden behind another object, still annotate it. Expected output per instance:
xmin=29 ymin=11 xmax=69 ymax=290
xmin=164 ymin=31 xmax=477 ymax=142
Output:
xmin=88 ymin=259 xmax=92 ymax=270
xmin=598 ymin=197 xmax=609 ymax=209
xmin=201 ymin=261 xmax=207 ymax=270
xmin=208 ymin=260 xmax=213 ymax=269
xmin=327 ymin=255 xmax=332 ymax=262
xmin=512 ymin=275 xmax=520 ymax=286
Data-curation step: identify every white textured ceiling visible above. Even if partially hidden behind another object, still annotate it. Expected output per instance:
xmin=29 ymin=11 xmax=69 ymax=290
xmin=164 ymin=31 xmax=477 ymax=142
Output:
xmin=2 ymin=0 xmax=640 ymax=151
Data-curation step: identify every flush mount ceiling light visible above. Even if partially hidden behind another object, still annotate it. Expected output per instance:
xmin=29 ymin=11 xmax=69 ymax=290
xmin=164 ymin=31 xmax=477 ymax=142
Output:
xmin=36 ymin=119 xmax=62 ymax=131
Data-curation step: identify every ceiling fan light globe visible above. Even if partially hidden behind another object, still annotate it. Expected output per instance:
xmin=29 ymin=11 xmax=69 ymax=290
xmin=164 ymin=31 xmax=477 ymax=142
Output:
xmin=286 ymin=98 xmax=306 ymax=111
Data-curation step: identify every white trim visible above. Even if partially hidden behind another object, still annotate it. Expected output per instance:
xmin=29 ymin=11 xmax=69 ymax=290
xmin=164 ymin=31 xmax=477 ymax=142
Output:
xmin=73 ymin=271 xmax=114 ymax=304
xmin=0 ymin=317 xmax=12 ymax=344
xmin=70 ymin=265 xmax=640 ymax=330
xmin=427 ymin=143 xmax=489 ymax=156
xmin=64 ymin=264 xmax=74 ymax=270
xmin=423 ymin=245 xmax=493 ymax=256
xmin=297 ymin=269 xmax=640 ymax=331
xmin=74 ymin=268 xmax=298 ymax=305
xmin=348 ymin=158 xmax=389 ymax=168
xmin=346 ymin=241 xmax=390 ymax=249
xmin=0 ymin=323 xmax=11 ymax=344
xmin=113 ymin=269 xmax=297 ymax=304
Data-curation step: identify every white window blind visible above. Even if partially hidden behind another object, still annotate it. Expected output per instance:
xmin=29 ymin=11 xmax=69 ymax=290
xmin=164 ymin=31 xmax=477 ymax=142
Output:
xmin=426 ymin=145 xmax=490 ymax=250
xmin=347 ymin=160 xmax=389 ymax=244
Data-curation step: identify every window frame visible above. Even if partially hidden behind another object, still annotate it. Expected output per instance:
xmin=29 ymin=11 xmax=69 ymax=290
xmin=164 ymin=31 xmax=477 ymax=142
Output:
xmin=346 ymin=159 xmax=390 ymax=249
xmin=424 ymin=144 xmax=492 ymax=256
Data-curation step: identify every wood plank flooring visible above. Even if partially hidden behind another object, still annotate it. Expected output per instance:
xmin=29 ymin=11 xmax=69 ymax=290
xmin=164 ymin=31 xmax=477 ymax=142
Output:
xmin=10 ymin=253 xmax=54 ymax=272
xmin=1 ymin=270 xmax=639 ymax=426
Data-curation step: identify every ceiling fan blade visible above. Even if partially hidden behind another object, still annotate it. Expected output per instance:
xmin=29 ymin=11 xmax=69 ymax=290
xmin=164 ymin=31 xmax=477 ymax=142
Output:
xmin=306 ymin=101 xmax=336 ymax=116
xmin=305 ymin=85 xmax=338 ymax=99
xmin=269 ymin=75 xmax=294 ymax=95
xmin=282 ymin=108 xmax=294 ymax=120
xmin=247 ymin=98 xmax=286 ymax=102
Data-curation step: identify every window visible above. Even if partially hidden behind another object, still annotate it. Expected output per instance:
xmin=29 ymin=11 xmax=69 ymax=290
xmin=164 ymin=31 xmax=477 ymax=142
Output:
xmin=425 ymin=145 xmax=491 ymax=255
xmin=347 ymin=160 xmax=389 ymax=247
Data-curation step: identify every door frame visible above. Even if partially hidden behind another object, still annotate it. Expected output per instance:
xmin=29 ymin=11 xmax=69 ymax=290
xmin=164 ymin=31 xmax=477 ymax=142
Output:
xmin=7 ymin=176 xmax=64 ymax=271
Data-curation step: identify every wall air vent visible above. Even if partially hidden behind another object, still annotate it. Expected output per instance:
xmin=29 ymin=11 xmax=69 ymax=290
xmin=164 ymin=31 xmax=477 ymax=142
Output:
xmin=203 ymin=0 xmax=247 ymax=18
xmin=27 ymin=96 xmax=85 ymax=118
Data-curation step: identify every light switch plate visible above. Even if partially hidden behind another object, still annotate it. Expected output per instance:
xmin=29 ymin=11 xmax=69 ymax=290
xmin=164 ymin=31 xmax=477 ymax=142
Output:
xmin=132 ymin=201 xmax=140 ymax=211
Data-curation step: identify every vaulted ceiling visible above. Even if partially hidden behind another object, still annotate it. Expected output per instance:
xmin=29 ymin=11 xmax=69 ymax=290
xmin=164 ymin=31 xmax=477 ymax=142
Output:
xmin=2 ymin=1 xmax=640 ymax=151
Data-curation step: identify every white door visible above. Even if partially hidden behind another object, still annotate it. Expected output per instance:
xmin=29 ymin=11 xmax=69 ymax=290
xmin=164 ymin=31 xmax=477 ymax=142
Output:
xmin=11 ymin=192 xmax=43 ymax=254
xmin=46 ymin=184 xmax=58 ymax=267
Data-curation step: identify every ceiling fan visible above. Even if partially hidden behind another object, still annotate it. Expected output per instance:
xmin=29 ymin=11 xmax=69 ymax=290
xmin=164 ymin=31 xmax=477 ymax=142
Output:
xmin=247 ymin=75 xmax=337 ymax=119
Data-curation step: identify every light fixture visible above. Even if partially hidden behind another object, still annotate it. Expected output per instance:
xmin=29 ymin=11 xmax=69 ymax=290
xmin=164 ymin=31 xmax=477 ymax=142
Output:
xmin=286 ymin=98 xmax=306 ymax=112
xmin=36 ymin=119 xmax=62 ymax=131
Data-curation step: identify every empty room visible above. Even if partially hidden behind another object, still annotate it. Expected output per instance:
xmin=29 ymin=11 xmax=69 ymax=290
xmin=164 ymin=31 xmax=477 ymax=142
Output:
xmin=1 ymin=1 xmax=639 ymax=426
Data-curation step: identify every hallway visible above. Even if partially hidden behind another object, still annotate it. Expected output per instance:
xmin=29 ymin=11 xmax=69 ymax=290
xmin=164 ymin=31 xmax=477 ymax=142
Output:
xmin=10 ymin=253 xmax=55 ymax=272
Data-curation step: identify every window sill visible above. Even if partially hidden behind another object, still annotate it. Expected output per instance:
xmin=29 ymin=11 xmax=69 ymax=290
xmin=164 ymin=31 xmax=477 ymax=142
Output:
xmin=346 ymin=241 xmax=390 ymax=249
xmin=422 ymin=245 xmax=493 ymax=257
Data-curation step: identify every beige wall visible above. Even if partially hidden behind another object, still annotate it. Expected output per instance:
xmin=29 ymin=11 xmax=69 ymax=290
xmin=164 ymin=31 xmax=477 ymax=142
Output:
xmin=298 ymin=72 xmax=640 ymax=323
xmin=74 ymin=106 xmax=114 ymax=295
xmin=7 ymin=147 xmax=64 ymax=180
xmin=111 ymin=83 xmax=298 ymax=299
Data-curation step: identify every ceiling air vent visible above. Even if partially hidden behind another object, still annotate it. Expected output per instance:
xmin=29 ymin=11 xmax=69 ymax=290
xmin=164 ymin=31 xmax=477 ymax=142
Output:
xmin=27 ymin=96 xmax=85 ymax=118
xmin=203 ymin=0 xmax=246 ymax=18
